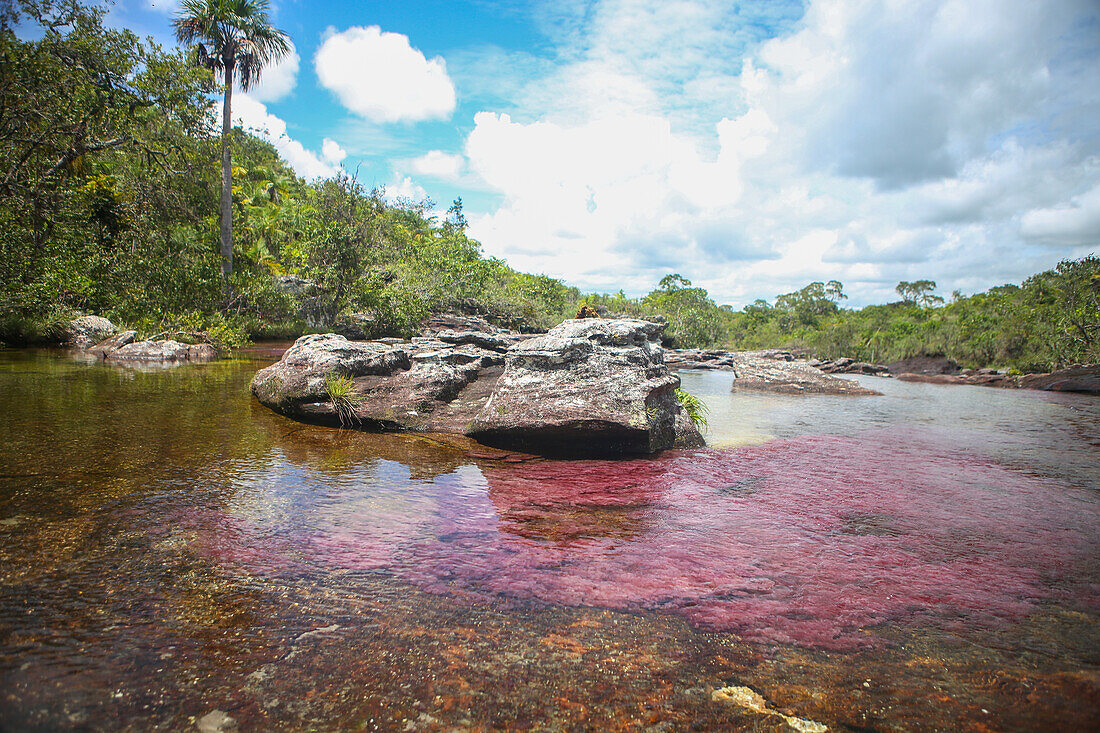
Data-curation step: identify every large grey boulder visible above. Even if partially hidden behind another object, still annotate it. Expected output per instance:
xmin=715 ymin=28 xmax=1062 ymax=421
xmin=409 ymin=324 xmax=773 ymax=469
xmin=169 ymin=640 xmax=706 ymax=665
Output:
xmin=65 ymin=316 xmax=115 ymax=347
xmin=250 ymin=320 xmax=705 ymax=456
xmin=730 ymin=355 xmax=881 ymax=395
xmin=467 ymin=318 xmax=703 ymax=455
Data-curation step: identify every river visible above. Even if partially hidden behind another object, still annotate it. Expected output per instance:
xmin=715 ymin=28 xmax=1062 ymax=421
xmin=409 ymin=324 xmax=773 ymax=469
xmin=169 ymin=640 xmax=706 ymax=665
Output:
xmin=1 ymin=347 xmax=1097 ymax=731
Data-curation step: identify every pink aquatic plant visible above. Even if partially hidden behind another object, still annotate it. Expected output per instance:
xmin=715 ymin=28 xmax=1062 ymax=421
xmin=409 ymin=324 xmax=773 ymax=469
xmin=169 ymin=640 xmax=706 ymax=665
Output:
xmin=192 ymin=428 xmax=1100 ymax=649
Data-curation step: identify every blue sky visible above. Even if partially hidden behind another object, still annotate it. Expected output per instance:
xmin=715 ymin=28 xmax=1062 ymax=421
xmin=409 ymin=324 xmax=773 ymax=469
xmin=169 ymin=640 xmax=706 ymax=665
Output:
xmin=106 ymin=0 xmax=1099 ymax=307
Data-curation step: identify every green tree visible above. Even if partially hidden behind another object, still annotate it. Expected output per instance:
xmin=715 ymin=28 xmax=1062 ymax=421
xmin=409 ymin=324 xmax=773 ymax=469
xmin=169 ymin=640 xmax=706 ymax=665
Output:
xmin=643 ymin=274 xmax=724 ymax=348
xmin=774 ymin=280 xmax=846 ymax=329
xmin=173 ymin=0 xmax=290 ymax=284
xmin=896 ymin=280 xmax=943 ymax=307
xmin=0 ymin=0 xmax=217 ymax=335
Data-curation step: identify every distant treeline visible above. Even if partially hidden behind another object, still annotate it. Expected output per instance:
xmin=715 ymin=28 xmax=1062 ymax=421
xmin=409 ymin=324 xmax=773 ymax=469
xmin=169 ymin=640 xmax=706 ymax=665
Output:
xmin=579 ymin=260 xmax=1099 ymax=373
xmin=1 ymin=0 xmax=1096 ymax=373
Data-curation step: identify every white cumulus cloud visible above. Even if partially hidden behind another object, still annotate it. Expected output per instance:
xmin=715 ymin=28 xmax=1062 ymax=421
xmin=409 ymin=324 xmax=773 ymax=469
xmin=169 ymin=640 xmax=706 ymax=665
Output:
xmin=249 ymin=42 xmax=300 ymax=103
xmin=232 ymin=95 xmax=337 ymax=181
xmin=314 ymin=26 xmax=456 ymax=123
xmin=409 ymin=150 xmax=465 ymax=180
xmin=459 ymin=0 xmax=1100 ymax=305
xmin=321 ymin=138 xmax=347 ymax=166
xmin=385 ymin=176 xmax=430 ymax=204
xmin=1021 ymin=183 xmax=1100 ymax=247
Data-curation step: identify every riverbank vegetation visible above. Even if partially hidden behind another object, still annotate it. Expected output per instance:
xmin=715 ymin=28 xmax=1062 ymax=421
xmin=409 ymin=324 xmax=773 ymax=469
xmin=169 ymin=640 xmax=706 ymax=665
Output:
xmin=1 ymin=0 xmax=1096 ymax=374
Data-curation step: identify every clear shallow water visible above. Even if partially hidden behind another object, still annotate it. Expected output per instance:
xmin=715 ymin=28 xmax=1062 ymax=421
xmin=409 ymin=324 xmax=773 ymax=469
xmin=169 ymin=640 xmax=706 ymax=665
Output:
xmin=1 ymin=350 xmax=1097 ymax=731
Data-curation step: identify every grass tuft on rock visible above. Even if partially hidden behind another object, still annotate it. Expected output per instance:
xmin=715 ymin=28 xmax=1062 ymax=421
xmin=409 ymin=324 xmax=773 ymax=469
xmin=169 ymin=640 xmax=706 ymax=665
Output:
xmin=676 ymin=388 xmax=709 ymax=433
xmin=325 ymin=373 xmax=361 ymax=427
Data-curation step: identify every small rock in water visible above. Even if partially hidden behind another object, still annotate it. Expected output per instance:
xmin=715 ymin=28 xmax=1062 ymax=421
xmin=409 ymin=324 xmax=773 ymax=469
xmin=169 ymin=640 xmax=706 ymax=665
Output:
xmin=711 ymin=685 xmax=827 ymax=732
xmin=196 ymin=710 xmax=236 ymax=732
xmin=711 ymin=685 xmax=768 ymax=712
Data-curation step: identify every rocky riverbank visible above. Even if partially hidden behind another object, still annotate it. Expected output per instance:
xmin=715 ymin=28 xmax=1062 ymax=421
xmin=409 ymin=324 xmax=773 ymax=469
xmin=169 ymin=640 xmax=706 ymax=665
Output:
xmin=666 ymin=345 xmax=1099 ymax=396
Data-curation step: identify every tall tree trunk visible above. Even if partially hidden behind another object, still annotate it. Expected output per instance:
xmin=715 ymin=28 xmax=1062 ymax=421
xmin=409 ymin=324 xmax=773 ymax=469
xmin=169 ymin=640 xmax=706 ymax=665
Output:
xmin=219 ymin=60 xmax=235 ymax=285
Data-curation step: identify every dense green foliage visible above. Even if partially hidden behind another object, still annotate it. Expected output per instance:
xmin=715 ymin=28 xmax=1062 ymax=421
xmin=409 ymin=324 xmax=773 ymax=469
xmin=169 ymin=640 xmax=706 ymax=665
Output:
xmin=1 ymin=0 xmax=221 ymax=340
xmin=0 ymin=0 xmax=577 ymax=344
xmin=1 ymin=0 xmax=1095 ymax=375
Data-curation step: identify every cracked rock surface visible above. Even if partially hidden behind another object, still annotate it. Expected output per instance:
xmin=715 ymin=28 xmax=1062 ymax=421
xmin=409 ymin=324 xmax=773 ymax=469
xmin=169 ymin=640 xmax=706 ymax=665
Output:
xmin=468 ymin=318 xmax=702 ymax=455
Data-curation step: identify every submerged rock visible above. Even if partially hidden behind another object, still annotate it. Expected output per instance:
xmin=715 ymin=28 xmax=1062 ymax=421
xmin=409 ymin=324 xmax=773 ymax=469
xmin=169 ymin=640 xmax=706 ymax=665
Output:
xmin=65 ymin=315 xmax=115 ymax=347
xmin=468 ymin=318 xmax=702 ymax=455
xmin=730 ymin=355 xmax=881 ymax=395
xmin=710 ymin=685 xmax=828 ymax=732
xmin=251 ymin=319 xmax=704 ymax=456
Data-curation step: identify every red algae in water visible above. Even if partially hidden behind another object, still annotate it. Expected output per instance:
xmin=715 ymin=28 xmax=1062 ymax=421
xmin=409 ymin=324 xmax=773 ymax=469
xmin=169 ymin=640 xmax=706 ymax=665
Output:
xmin=193 ymin=430 xmax=1100 ymax=650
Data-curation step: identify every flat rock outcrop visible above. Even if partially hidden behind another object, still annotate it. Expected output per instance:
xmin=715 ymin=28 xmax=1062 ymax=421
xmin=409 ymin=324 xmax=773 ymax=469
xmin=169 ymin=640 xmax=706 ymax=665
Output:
xmin=79 ymin=331 xmax=217 ymax=363
xmin=664 ymin=348 xmax=794 ymax=371
xmin=887 ymin=355 xmax=959 ymax=375
xmin=468 ymin=319 xmax=703 ymax=455
xmin=251 ymin=318 xmax=704 ymax=456
xmin=809 ymin=357 xmax=892 ymax=376
xmin=730 ymin=355 xmax=881 ymax=395
xmin=664 ymin=347 xmax=879 ymax=394
xmin=85 ymin=330 xmax=136 ymax=357
xmin=1017 ymin=365 xmax=1100 ymax=395
xmin=897 ymin=372 xmax=1016 ymax=388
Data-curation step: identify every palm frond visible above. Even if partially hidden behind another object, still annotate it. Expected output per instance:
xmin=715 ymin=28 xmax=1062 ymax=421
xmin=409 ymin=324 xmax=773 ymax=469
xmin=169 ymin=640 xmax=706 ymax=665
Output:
xmin=174 ymin=0 xmax=290 ymax=92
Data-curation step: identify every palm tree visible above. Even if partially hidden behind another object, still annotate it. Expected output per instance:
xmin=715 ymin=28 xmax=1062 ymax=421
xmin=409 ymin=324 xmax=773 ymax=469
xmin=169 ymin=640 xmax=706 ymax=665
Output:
xmin=173 ymin=0 xmax=290 ymax=284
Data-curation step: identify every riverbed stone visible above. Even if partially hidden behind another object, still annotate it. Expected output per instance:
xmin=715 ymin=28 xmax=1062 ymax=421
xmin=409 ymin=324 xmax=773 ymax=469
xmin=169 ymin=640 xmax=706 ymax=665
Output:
xmin=1017 ymin=364 xmax=1100 ymax=395
xmin=467 ymin=318 xmax=702 ymax=454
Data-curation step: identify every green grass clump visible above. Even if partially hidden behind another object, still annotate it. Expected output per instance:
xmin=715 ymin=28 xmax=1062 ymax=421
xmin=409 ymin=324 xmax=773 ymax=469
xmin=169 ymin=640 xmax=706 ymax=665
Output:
xmin=676 ymin=388 xmax=709 ymax=433
xmin=324 ymin=373 xmax=361 ymax=426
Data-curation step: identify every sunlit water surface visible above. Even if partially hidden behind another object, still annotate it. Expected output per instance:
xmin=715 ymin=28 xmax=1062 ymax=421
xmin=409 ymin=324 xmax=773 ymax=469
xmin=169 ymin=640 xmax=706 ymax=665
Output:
xmin=1 ymin=349 xmax=1097 ymax=731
